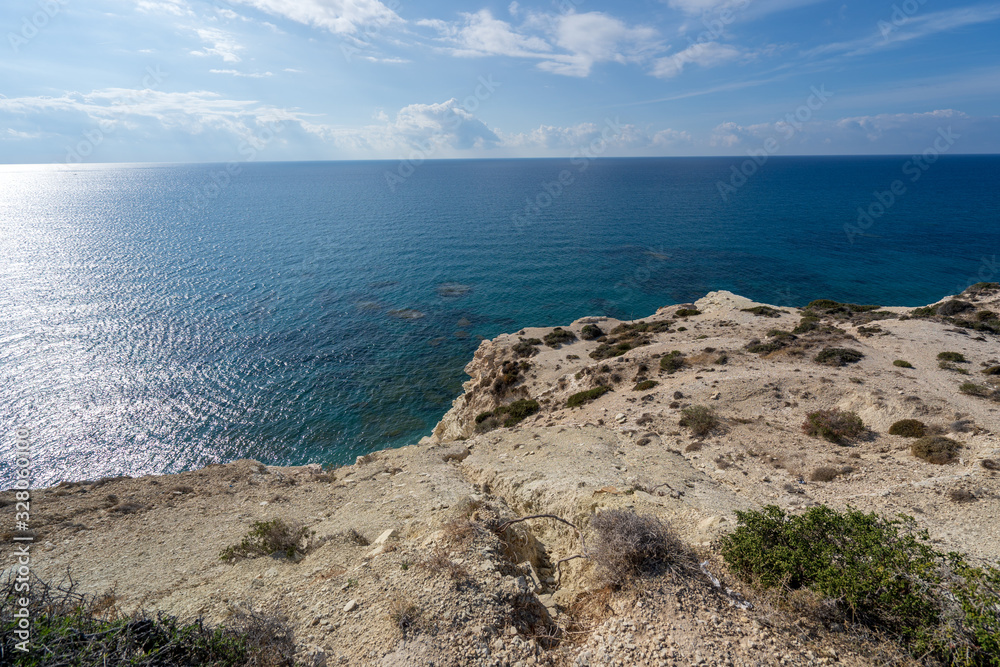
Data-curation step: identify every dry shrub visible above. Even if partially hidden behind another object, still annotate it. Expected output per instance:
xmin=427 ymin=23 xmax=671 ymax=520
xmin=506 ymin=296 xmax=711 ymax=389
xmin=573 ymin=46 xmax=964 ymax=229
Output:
xmin=809 ymin=466 xmax=841 ymax=482
xmin=589 ymin=510 xmax=692 ymax=589
xmin=387 ymin=596 xmax=422 ymax=635
xmin=887 ymin=419 xmax=926 ymax=438
xmin=684 ymin=442 xmax=703 ymax=452
xmin=420 ymin=548 xmax=471 ymax=583
xmin=910 ymin=436 xmax=961 ymax=464
xmin=982 ymin=459 xmax=1000 ymax=471
xmin=679 ymin=405 xmax=718 ymax=437
xmin=948 ymin=489 xmax=977 ymax=503
xmin=801 ymin=409 xmax=865 ymax=444
xmin=442 ymin=519 xmax=480 ymax=547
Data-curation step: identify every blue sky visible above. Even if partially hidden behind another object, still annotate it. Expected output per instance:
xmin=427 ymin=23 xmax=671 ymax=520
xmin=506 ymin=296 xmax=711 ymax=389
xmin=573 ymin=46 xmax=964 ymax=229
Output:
xmin=1 ymin=0 xmax=998 ymax=163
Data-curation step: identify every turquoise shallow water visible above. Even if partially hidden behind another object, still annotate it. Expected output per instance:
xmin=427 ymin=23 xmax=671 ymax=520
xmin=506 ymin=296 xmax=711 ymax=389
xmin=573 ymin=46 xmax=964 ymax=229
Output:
xmin=1 ymin=156 xmax=998 ymax=488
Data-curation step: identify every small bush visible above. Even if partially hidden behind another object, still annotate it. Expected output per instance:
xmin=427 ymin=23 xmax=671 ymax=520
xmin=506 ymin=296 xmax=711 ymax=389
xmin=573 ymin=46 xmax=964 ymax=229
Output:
xmin=220 ymin=519 xmax=312 ymax=562
xmin=937 ymin=299 xmax=974 ymax=316
xmin=632 ymin=379 xmax=658 ymax=391
xmin=937 ymin=351 xmax=967 ymax=363
xmin=675 ymin=308 xmax=700 ymax=317
xmin=888 ymin=419 xmax=926 ymax=438
xmin=948 ymin=489 xmax=977 ymax=503
xmin=544 ymin=327 xmax=576 ymax=348
xmin=802 ymin=409 xmax=865 ymax=444
xmin=511 ymin=340 xmax=539 ymax=358
xmin=814 ymin=347 xmax=864 ymax=367
xmin=911 ymin=436 xmax=961 ymax=464
xmin=567 ymin=386 xmax=610 ymax=408
xmin=809 ymin=466 xmax=841 ymax=482
xmin=659 ymin=350 xmax=685 ymax=374
xmin=679 ymin=405 xmax=718 ymax=437
xmin=910 ymin=306 xmax=937 ymax=318
xmin=476 ymin=399 xmax=541 ymax=431
xmin=792 ymin=316 xmax=819 ymax=334
xmin=983 ymin=365 xmax=1000 ymax=375
xmin=589 ymin=510 xmax=690 ymax=588
xmin=893 ymin=359 xmax=913 ymax=368
xmin=388 ymin=596 xmax=422 ymax=635
xmin=741 ymin=305 xmax=784 ymax=318
xmin=580 ymin=323 xmax=604 ymax=340
xmin=960 ymin=382 xmax=992 ymax=398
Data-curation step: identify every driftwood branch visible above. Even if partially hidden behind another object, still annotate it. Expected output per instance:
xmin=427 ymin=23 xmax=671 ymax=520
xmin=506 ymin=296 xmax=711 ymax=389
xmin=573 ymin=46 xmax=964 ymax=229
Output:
xmin=495 ymin=514 xmax=590 ymax=590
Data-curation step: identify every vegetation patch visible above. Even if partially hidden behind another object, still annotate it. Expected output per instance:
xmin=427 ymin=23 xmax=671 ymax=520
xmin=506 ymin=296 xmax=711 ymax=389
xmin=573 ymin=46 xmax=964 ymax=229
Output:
xmin=910 ymin=306 xmax=938 ymax=318
xmin=911 ymin=436 xmax=962 ymax=464
xmin=937 ymin=351 xmax=968 ymax=363
xmin=888 ymin=419 xmax=926 ymax=438
xmin=982 ymin=365 xmax=1000 ymax=375
xmin=809 ymin=466 xmax=844 ymax=482
xmin=544 ymin=327 xmax=576 ymax=348
xmin=511 ymin=339 xmax=541 ymax=358
xmin=814 ymin=347 xmax=864 ymax=367
xmin=937 ymin=299 xmax=975 ymax=316
xmin=0 ymin=577 xmax=296 ymax=667
xmin=964 ymin=281 xmax=1000 ymax=296
xmin=588 ymin=320 xmax=671 ymax=360
xmin=580 ymin=323 xmax=604 ymax=340
xmin=220 ymin=519 xmax=313 ymax=562
xmin=567 ymin=386 xmax=611 ymax=408
xmin=960 ymin=382 xmax=996 ymax=399
xmin=802 ymin=409 xmax=865 ymax=444
xmin=679 ymin=405 xmax=718 ymax=437
xmin=719 ymin=504 xmax=1000 ymax=664
xmin=893 ymin=359 xmax=913 ymax=368
xmin=475 ymin=398 xmax=541 ymax=432
xmin=741 ymin=305 xmax=784 ymax=318
xmin=632 ymin=380 xmax=658 ymax=391
xmin=675 ymin=308 xmax=701 ymax=317
xmin=659 ymin=350 xmax=686 ymax=374
xmin=589 ymin=510 xmax=691 ymax=589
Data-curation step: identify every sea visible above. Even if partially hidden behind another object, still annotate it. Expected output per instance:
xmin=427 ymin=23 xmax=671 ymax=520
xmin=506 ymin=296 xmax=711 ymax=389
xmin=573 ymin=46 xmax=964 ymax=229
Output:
xmin=2 ymin=156 xmax=998 ymax=489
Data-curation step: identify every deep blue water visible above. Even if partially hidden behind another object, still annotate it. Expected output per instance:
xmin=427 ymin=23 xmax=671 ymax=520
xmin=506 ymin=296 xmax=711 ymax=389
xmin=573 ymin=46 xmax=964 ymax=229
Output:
xmin=2 ymin=156 xmax=998 ymax=488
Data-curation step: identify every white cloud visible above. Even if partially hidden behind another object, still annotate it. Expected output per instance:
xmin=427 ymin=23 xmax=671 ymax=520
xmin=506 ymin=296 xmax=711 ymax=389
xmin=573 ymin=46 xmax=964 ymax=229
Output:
xmin=225 ymin=0 xmax=402 ymax=34
xmin=650 ymin=41 xmax=741 ymax=78
xmin=806 ymin=4 xmax=1000 ymax=58
xmin=501 ymin=120 xmax=691 ymax=152
xmin=3 ymin=128 xmax=41 ymax=140
xmin=190 ymin=28 xmax=244 ymax=63
xmin=419 ymin=9 xmax=661 ymax=78
xmin=210 ymin=69 xmax=274 ymax=78
xmin=136 ymin=0 xmax=192 ymax=16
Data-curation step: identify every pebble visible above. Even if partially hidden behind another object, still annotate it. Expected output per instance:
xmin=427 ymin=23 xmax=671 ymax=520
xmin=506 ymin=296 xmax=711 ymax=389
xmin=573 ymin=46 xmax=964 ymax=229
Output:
xmin=343 ymin=599 xmax=358 ymax=612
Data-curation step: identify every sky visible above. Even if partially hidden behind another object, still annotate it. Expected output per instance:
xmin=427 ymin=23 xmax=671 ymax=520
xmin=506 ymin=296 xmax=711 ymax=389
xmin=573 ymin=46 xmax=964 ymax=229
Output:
xmin=0 ymin=0 xmax=998 ymax=163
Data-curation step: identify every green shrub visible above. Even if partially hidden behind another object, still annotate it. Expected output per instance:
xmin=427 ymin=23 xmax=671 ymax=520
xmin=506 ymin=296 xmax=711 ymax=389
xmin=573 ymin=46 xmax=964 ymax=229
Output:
xmin=792 ymin=316 xmax=820 ymax=334
xmin=567 ymin=386 xmax=610 ymax=408
xmin=220 ymin=519 xmax=313 ymax=562
xmin=741 ymin=305 xmax=784 ymax=318
xmin=659 ymin=350 xmax=685 ymax=373
xmin=938 ymin=351 xmax=968 ymax=363
xmin=888 ymin=419 xmax=926 ymax=438
xmin=544 ymin=327 xmax=576 ymax=348
xmin=675 ymin=308 xmax=700 ymax=317
xmin=982 ymin=365 xmax=1000 ymax=376
xmin=0 ymin=577 xmax=296 ymax=667
xmin=937 ymin=299 xmax=974 ymax=316
xmin=718 ymin=505 xmax=1000 ymax=662
xmin=965 ymin=282 xmax=1000 ymax=294
xmin=580 ymin=323 xmax=604 ymax=340
xmin=814 ymin=347 xmax=864 ymax=366
xmin=893 ymin=359 xmax=914 ymax=368
xmin=940 ymin=360 xmax=970 ymax=374
xmin=679 ymin=405 xmax=718 ymax=437
xmin=511 ymin=340 xmax=539 ymax=358
xmin=475 ymin=399 xmax=541 ymax=431
xmin=910 ymin=306 xmax=938 ymax=318
xmin=802 ymin=409 xmax=865 ymax=444
xmin=960 ymin=382 xmax=992 ymax=398
xmin=632 ymin=380 xmax=658 ymax=391
xmin=746 ymin=341 xmax=783 ymax=355
xmin=589 ymin=510 xmax=690 ymax=588
xmin=911 ymin=436 xmax=961 ymax=464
